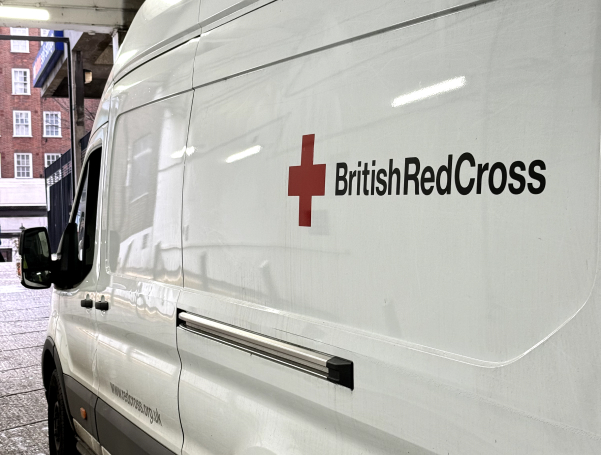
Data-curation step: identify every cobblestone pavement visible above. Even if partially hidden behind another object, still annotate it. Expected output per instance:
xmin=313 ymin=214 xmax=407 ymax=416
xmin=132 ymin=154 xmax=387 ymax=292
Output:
xmin=0 ymin=263 xmax=51 ymax=454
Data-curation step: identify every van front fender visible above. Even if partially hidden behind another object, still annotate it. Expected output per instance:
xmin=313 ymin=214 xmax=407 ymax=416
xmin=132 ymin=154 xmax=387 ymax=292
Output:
xmin=41 ymin=336 xmax=75 ymax=433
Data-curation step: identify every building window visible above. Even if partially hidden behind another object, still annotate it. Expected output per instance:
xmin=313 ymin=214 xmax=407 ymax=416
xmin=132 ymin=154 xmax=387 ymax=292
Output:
xmin=15 ymin=153 xmax=32 ymax=178
xmin=12 ymin=69 xmax=30 ymax=95
xmin=43 ymin=112 xmax=61 ymax=137
xmin=45 ymin=153 xmax=61 ymax=168
xmin=10 ymin=28 xmax=29 ymax=53
xmin=13 ymin=111 xmax=31 ymax=137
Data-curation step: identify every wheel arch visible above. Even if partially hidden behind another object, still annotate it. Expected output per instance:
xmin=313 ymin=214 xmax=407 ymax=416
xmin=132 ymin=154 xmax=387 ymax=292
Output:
xmin=42 ymin=336 xmax=75 ymax=433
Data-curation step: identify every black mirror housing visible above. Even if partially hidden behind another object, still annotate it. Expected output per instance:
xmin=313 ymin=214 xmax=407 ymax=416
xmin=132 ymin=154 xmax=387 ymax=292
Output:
xmin=19 ymin=227 xmax=53 ymax=289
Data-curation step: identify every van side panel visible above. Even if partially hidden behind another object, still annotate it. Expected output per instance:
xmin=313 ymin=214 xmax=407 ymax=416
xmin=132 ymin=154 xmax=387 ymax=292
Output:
xmin=107 ymin=32 xmax=198 ymax=284
xmin=178 ymin=0 xmax=601 ymax=453
xmin=93 ymin=40 xmax=196 ymax=451
xmin=90 ymin=87 xmax=111 ymax=137
xmin=193 ymin=0 xmax=494 ymax=88
xmin=54 ymin=129 xmax=107 ymax=399
xmin=184 ymin=0 xmax=600 ymax=364
xmin=177 ymin=328 xmax=433 ymax=455
xmin=111 ymin=0 xmax=200 ymax=81
xmin=95 ymin=91 xmax=192 ymax=452
xmin=199 ymin=0 xmax=270 ymax=29
xmin=112 ymin=37 xmax=198 ymax=115
xmin=107 ymin=99 xmax=187 ymax=284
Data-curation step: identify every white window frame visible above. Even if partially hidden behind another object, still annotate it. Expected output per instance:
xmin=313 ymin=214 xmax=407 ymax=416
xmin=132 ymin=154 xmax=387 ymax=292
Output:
xmin=11 ymin=69 xmax=30 ymax=95
xmin=10 ymin=28 xmax=29 ymax=53
xmin=43 ymin=112 xmax=61 ymax=137
xmin=45 ymin=153 xmax=61 ymax=168
xmin=14 ymin=153 xmax=32 ymax=179
xmin=13 ymin=111 xmax=32 ymax=137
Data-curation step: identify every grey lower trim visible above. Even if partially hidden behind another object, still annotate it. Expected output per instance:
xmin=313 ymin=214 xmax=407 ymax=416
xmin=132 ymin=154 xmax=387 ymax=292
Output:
xmin=73 ymin=419 xmax=101 ymax=455
xmin=76 ymin=441 xmax=96 ymax=455
xmin=96 ymin=399 xmax=175 ymax=455
xmin=178 ymin=312 xmax=354 ymax=389
xmin=64 ymin=375 xmax=99 ymax=440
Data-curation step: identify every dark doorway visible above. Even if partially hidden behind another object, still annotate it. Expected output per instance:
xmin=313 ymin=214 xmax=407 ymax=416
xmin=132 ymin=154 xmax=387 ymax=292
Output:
xmin=0 ymin=249 xmax=12 ymax=262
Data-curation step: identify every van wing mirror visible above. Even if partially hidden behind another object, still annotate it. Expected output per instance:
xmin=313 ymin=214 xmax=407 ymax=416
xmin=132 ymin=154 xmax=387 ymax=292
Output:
xmin=19 ymin=227 xmax=53 ymax=289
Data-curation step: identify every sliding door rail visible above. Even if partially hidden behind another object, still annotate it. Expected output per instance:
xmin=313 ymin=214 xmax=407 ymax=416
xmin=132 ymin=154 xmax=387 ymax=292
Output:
xmin=178 ymin=311 xmax=353 ymax=390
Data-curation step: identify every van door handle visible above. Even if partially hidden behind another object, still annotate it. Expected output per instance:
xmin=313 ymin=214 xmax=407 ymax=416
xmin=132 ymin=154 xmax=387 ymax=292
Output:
xmin=95 ymin=297 xmax=109 ymax=311
xmin=80 ymin=295 xmax=93 ymax=308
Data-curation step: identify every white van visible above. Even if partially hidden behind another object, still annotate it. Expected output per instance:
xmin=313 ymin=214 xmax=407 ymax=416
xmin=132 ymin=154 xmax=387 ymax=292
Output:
xmin=19 ymin=0 xmax=601 ymax=453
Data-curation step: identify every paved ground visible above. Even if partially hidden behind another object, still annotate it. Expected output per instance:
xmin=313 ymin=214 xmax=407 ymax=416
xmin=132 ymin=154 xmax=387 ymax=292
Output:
xmin=0 ymin=262 xmax=51 ymax=454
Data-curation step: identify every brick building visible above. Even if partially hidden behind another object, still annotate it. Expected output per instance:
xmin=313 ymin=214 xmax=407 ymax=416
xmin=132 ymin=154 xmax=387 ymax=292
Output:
xmin=0 ymin=27 xmax=99 ymax=261
xmin=0 ymin=27 xmax=99 ymax=179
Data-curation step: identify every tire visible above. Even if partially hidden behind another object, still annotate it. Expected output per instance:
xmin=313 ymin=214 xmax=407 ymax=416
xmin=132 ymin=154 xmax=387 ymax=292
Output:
xmin=48 ymin=370 xmax=77 ymax=455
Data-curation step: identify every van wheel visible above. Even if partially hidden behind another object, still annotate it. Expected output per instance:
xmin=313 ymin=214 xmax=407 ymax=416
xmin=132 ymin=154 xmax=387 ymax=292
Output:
xmin=48 ymin=370 xmax=76 ymax=455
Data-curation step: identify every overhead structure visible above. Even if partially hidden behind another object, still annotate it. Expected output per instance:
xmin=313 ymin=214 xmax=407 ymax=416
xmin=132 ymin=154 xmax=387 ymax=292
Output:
xmin=0 ymin=1 xmax=143 ymax=247
xmin=0 ymin=1 xmax=144 ymax=186
xmin=39 ymin=30 xmax=116 ymax=99
xmin=0 ymin=0 xmax=144 ymax=34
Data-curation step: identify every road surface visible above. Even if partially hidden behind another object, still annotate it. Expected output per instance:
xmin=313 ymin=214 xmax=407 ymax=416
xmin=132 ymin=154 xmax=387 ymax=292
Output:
xmin=0 ymin=262 xmax=51 ymax=454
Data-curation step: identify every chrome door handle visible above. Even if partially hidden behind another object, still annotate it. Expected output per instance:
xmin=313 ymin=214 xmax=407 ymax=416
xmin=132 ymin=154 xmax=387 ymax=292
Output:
xmin=95 ymin=298 xmax=109 ymax=311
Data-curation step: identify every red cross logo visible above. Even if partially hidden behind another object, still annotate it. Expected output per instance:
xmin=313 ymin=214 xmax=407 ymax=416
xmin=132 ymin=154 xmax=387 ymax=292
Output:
xmin=288 ymin=134 xmax=326 ymax=227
